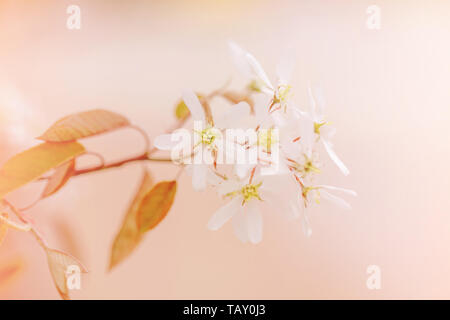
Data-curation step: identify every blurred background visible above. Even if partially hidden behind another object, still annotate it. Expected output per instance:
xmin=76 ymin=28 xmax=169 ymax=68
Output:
xmin=0 ymin=0 xmax=449 ymax=299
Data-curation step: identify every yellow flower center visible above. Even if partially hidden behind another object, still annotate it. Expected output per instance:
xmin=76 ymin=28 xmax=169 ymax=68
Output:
xmin=274 ymin=85 xmax=292 ymax=104
xmin=314 ymin=121 xmax=327 ymax=135
xmin=247 ymin=79 xmax=265 ymax=92
xmin=226 ymin=182 xmax=263 ymax=204
xmin=304 ymin=158 xmax=320 ymax=174
xmin=292 ymin=155 xmax=320 ymax=176
xmin=302 ymin=186 xmax=320 ymax=204
xmin=195 ymin=127 xmax=220 ymax=149
xmin=241 ymin=183 xmax=262 ymax=203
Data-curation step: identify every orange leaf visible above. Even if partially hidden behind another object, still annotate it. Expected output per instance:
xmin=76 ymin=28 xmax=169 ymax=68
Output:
xmin=42 ymin=159 xmax=76 ymax=198
xmin=38 ymin=109 xmax=130 ymax=142
xmin=0 ymin=142 xmax=85 ymax=198
xmin=46 ymin=248 xmax=87 ymax=300
xmin=109 ymin=170 xmax=153 ymax=271
xmin=137 ymin=181 xmax=177 ymax=233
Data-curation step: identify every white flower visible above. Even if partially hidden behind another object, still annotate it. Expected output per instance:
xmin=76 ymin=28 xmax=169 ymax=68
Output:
xmin=307 ymin=85 xmax=350 ymax=176
xmin=207 ymin=170 xmax=300 ymax=244
xmin=154 ymin=90 xmax=252 ymax=191
xmin=228 ymin=41 xmax=296 ymax=113
xmin=298 ymin=184 xmax=357 ymax=236
xmin=302 ymin=184 xmax=357 ymax=209
xmin=154 ymin=90 xmax=222 ymax=191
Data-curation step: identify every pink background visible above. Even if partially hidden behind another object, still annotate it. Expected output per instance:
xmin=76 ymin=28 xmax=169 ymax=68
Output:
xmin=0 ymin=0 xmax=449 ymax=299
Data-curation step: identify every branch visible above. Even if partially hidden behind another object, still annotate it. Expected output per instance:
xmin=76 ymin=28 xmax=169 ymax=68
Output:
xmin=3 ymin=199 xmax=48 ymax=248
xmin=72 ymin=153 xmax=175 ymax=177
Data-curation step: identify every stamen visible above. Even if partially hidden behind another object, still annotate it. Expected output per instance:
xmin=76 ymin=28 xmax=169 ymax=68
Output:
xmin=314 ymin=122 xmax=327 ymax=135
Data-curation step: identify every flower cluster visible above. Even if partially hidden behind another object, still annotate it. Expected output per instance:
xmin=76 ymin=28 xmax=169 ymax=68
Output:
xmin=155 ymin=42 xmax=356 ymax=244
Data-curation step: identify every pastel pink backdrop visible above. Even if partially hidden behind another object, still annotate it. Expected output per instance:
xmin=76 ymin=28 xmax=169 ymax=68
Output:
xmin=0 ymin=0 xmax=449 ymax=299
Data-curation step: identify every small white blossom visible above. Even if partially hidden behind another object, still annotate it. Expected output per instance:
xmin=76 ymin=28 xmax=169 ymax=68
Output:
xmin=207 ymin=170 xmax=301 ymax=243
xmin=307 ymin=85 xmax=350 ymax=176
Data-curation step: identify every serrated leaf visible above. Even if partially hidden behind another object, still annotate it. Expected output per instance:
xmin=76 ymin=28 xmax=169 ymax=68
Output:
xmin=0 ymin=142 xmax=85 ymax=198
xmin=42 ymin=159 xmax=76 ymax=198
xmin=175 ymin=100 xmax=190 ymax=120
xmin=38 ymin=109 xmax=130 ymax=142
xmin=137 ymin=181 xmax=177 ymax=233
xmin=46 ymin=248 xmax=87 ymax=300
xmin=109 ymin=170 xmax=153 ymax=271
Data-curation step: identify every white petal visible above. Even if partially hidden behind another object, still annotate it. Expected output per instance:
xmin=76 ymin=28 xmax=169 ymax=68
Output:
xmin=299 ymin=113 xmax=315 ymax=158
xmin=320 ymin=190 xmax=351 ymax=210
xmin=217 ymin=179 xmax=241 ymax=197
xmin=322 ymin=139 xmax=350 ymax=176
xmin=318 ymin=185 xmax=357 ymax=197
xmin=259 ymin=177 xmax=300 ymax=220
xmin=192 ymin=164 xmax=207 ymax=191
xmin=153 ymin=134 xmax=179 ymax=150
xmin=301 ymin=209 xmax=312 ymax=237
xmin=259 ymin=154 xmax=290 ymax=176
xmin=313 ymin=86 xmax=326 ymax=116
xmin=276 ymin=48 xmax=295 ymax=85
xmin=215 ymin=102 xmax=250 ymax=129
xmin=206 ymin=169 xmax=223 ymax=187
xmin=232 ymin=208 xmax=248 ymax=243
xmin=288 ymin=197 xmax=302 ymax=220
xmin=245 ymin=53 xmax=273 ymax=90
xmin=182 ymin=90 xmax=205 ymax=121
xmin=207 ymin=198 xmax=241 ymax=231
xmin=246 ymin=201 xmax=263 ymax=244
xmin=235 ymin=163 xmax=252 ymax=179
xmin=307 ymin=84 xmax=317 ymax=117
xmin=228 ymin=41 xmax=253 ymax=78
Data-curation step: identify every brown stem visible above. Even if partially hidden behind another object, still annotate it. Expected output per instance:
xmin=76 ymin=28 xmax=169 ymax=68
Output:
xmin=72 ymin=153 xmax=174 ymax=177
xmin=3 ymin=199 xmax=48 ymax=248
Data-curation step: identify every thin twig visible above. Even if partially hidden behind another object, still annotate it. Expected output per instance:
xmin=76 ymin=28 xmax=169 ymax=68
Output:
xmin=72 ymin=153 xmax=174 ymax=177
xmin=3 ymin=199 xmax=48 ymax=248
xmin=129 ymin=125 xmax=151 ymax=153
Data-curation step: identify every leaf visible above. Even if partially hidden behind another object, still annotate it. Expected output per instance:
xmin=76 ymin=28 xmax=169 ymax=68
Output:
xmin=0 ymin=142 xmax=85 ymax=198
xmin=38 ymin=109 xmax=130 ymax=142
xmin=137 ymin=181 xmax=177 ymax=233
xmin=42 ymin=159 xmax=76 ymax=198
xmin=46 ymin=248 xmax=87 ymax=300
xmin=174 ymin=93 xmax=205 ymax=120
xmin=109 ymin=170 xmax=153 ymax=271
xmin=175 ymin=100 xmax=190 ymax=120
